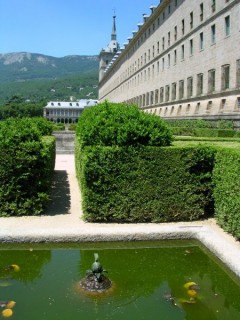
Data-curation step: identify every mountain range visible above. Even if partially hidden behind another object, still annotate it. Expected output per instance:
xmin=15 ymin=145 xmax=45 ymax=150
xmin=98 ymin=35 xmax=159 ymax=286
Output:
xmin=0 ymin=52 xmax=99 ymax=103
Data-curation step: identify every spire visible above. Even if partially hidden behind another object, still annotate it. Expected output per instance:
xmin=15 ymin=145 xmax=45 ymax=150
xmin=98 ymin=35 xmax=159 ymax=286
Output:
xmin=111 ymin=15 xmax=117 ymax=41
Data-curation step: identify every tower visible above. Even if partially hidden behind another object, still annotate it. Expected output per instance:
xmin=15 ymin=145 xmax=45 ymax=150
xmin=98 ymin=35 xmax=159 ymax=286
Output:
xmin=99 ymin=15 xmax=120 ymax=82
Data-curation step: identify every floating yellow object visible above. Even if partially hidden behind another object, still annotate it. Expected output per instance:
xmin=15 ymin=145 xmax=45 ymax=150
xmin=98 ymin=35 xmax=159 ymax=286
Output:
xmin=10 ymin=264 xmax=20 ymax=272
xmin=187 ymin=289 xmax=197 ymax=298
xmin=184 ymin=282 xmax=197 ymax=290
xmin=2 ymin=309 xmax=13 ymax=318
xmin=6 ymin=301 xmax=16 ymax=309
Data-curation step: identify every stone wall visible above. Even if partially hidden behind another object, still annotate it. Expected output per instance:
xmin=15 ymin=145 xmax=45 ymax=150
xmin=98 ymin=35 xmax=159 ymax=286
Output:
xmin=53 ymin=131 xmax=75 ymax=154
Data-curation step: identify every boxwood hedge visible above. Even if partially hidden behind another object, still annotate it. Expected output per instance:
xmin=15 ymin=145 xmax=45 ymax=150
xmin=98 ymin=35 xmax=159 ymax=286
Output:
xmin=0 ymin=118 xmax=55 ymax=217
xmin=213 ymin=148 xmax=240 ymax=239
xmin=76 ymin=141 xmax=215 ymax=222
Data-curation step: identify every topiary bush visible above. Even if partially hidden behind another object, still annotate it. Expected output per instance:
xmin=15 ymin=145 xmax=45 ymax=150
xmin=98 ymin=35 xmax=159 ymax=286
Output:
xmin=76 ymin=101 xmax=173 ymax=147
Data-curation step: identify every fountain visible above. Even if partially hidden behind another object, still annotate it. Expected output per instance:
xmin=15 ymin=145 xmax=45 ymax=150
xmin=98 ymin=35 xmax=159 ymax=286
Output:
xmin=79 ymin=253 xmax=112 ymax=292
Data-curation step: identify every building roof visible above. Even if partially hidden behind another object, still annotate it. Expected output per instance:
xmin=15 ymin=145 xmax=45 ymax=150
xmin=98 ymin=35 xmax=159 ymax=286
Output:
xmin=45 ymin=99 xmax=98 ymax=109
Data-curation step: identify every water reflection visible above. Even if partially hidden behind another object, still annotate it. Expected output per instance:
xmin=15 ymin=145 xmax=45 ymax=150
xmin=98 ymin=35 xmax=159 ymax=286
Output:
xmin=0 ymin=242 xmax=240 ymax=320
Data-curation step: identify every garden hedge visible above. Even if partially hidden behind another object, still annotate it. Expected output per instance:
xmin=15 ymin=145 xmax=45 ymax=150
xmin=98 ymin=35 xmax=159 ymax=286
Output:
xmin=0 ymin=118 xmax=55 ymax=217
xmin=76 ymin=141 xmax=215 ymax=223
xmin=213 ymin=148 xmax=240 ymax=239
xmin=171 ymin=127 xmax=237 ymax=138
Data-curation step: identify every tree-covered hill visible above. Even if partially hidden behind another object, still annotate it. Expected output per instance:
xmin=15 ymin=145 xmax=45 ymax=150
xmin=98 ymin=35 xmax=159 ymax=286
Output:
xmin=0 ymin=52 xmax=99 ymax=104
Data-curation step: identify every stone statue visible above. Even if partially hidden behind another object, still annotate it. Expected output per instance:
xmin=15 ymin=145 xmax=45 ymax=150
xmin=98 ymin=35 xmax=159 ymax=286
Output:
xmin=80 ymin=253 xmax=112 ymax=292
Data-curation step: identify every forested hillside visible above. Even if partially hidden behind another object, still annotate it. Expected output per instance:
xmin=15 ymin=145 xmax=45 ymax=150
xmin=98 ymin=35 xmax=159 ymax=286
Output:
xmin=0 ymin=52 xmax=99 ymax=104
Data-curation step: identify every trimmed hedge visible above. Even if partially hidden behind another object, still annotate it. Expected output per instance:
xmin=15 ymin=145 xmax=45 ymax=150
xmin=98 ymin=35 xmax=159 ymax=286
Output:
xmin=76 ymin=141 xmax=215 ymax=223
xmin=0 ymin=118 xmax=55 ymax=217
xmin=213 ymin=148 xmax=240 ymax=239
xmin=76 ymin=101 xmax=173 ymax=147
xmin=166 ymin=119 xmax=234 ymax=129
xmin=171 ymin=127 xmax=237 ymax=138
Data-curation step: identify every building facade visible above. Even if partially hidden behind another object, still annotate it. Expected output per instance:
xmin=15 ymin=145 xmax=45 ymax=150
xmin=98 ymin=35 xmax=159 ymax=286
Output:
xmin=99 ymin=0 xmax=240 ymax=128
xmin=44 ymin=99 xmax=98 ymax=123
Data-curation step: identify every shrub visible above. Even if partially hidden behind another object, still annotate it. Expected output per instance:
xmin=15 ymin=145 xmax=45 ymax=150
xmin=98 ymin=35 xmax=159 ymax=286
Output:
xmin=76 ymin=101 xmax=173 ymax=147
xmin=0 ymin=118 xmax=55 ymax=217
xmin=166 ymin=119 xmax=234 ymax=129
xmin=76 ymin=142 xmax=215 ymax=223
xmin=213 ymin=148 xmax=240 ymax=239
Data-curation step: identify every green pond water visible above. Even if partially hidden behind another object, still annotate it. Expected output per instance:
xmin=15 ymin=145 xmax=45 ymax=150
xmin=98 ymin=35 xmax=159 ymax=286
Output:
xmin=0 ymin=240 xmax=240 ymax=320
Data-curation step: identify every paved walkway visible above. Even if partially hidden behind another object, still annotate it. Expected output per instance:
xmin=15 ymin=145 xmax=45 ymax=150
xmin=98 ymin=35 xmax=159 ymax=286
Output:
xmin=0 ymin=155 xmax=240 ymax=278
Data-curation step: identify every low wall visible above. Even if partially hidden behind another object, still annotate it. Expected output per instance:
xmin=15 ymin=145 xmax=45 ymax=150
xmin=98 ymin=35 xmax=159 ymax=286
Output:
xmin=53 ymin=131 xmax=75 ymax=154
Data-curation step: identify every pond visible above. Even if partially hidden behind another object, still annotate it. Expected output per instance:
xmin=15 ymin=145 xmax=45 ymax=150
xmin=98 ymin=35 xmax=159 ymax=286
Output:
xmin=0 ymin=240 xmax=240 ymax=320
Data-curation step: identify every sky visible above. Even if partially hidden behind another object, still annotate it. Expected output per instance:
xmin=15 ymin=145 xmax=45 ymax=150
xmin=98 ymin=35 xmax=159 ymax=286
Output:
xmin=0 ymin=0 xmax=157 ymax=57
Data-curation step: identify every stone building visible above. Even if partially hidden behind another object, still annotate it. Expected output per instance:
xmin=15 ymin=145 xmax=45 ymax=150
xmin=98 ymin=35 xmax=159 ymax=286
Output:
xmin=44 ymin=99 xmax=98 ymax=123
xmin=99 ymin=0 xmax=240 ymax=128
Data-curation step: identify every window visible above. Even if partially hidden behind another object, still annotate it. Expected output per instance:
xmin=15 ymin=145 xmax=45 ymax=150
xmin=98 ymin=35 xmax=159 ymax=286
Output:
xmin=186 ymin=104 xmax=191 ymax=113
xmin=211 ymin=0 xmax=216 ymax=13
xmin=150 ymin=91 xmax=154 ymax=105
xmin=162 ymin=37 xmax=165 ymax=51
xmin=175 ymin=0 xmax=178 ymax=6
xmin=182 ymin=19 xmax=185 ymax=35
xmin=225 ymin=15 xmax=230 ymax=36
xmin=190 ymin=12 xmax=193 ymax=29
xmin=222 ymin=64 xmax=230 ymax=89
xmin=197 ymin=73 xmax=203 ymax=95
xmin=208 ymin=69 xmax=216 ymax=93
xmin=146 ymin=93 xmax=149 ymax=106
xmin=236 ymin=60 xmax=240 ymax=87
xmin=200 ymin=3 xmax=204 ymax=21
xmin=189 ymin=39 xmax=193 ymax=55
xmin=157 ymin=41 xmax=160 ymax=54
xmin=200 ymin=32 xmax=204 ymax=50
xmin=174 ymin=49 xmax=177 ymax=64
xmin=177 ymin=105 xmax=182 ymax=114
xmin=152 ymin=64 xmax=155 ymax=77
xmin=207 ymin=101 xmax=213 ymax=111
xmin=162 ymin=57 xmax=165 ymax=70
xmin=157 ymin=61 xmax=160 ymax=73
xmin=195 ymin=102 xmax=201 ymax=113
xmin=155 ymin=89 xmax=159 ymax=104
xmin=181 ymin=45 xmax=185 ymax=60
xmin=168 ymin=5 xmax=171 ymax=14
xmin=187 ymin=77 xmax=193 ymax=97
xmin=211 ymin=24 xmax=216 ymax=44
xmin=172 ymin=82 xmax=177 ymax=100
xmin=174 ymin=26 xmax=177 ymax=41
xmin=179 ymin=80 xmax=184 ymax=99
xmin=143 ymin=94 xmax=146 ymax=106
xmin=220 ymin=99 xmax=226 ymax=111
xmin=168 ymin=32 xmax=171 ymax=46
xmin=237 ymin=97 xmax=240 ymax=108
xmin=165 ymin=85 xmax=170 ymax=102
xmin=152 ymin=45 xmax=155 ymax=58
xmin=160 ymin=87 xmax=164 ymax=102
xmin=168 ymin=54 xmax=170 ymax=67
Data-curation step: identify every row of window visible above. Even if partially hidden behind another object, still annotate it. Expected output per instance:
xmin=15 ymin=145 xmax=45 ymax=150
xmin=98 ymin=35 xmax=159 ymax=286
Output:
xmin=124 ymin=61 xmax=239 ymax=108
xmin=122 ymin=14 xmax=231 ymax=82
xmin=123 ymin=0 xmax=232 ymax=63
xmin=50 ymin=102 xmax=81 ymax=107
xmin=46 ymin=110 xmax=83 ymax=116
xmin=143 ymin=96 xmax=240 ymax=117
